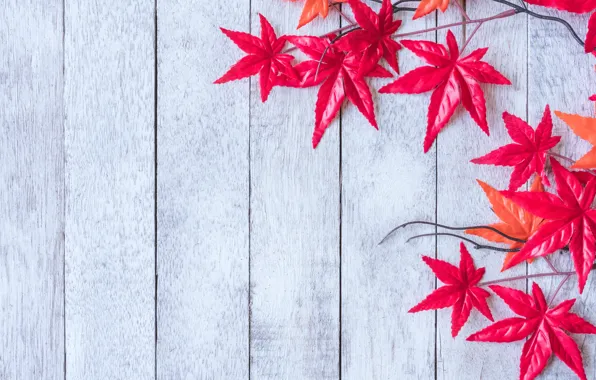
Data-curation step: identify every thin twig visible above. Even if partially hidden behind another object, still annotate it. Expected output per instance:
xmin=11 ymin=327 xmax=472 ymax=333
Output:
xmin=282 ymin=25 xmax=358 ymax=54
xmin=391 ymin=10 xmax=516 ymax=39
xmin=368 ymin=0 xmax=590 ymax=51
xmin=452 ymin=0 xmax=471 ymax=21
xmin=543 ymin=256 xmax=559 ymax=274
xmin=548 ymin=274 xmax=571 ymax=306
xmin=479 ymin=271 xmax=575 ymax=287
xmin=379 ymin=220 xmax=526 ymax=245
xmin=548 ymin=152 xmax=596 ymax=176
xmin=406 ymin=233 xmax=520 ymax=253
xmin=460 ymin=22 xmax=483 ymax=54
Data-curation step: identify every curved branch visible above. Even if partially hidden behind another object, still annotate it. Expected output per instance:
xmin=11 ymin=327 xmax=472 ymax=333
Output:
xmin=490 ymin=0 xmax=587 ymax=48
xmin=406 ymin=233 xmax=521 ymax=253
xmin=378 ymin=220 xmax=526 ymax=245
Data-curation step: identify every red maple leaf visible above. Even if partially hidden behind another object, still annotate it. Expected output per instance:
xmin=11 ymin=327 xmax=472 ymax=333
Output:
xmin=286 ymin=35 xmax=392 ymax=148
xmin=590 ymin=94 xmax=596 ymax=102
xmin=587 ymin=12 xmax=596 ymax=54
xmin=471 ymin=106 xmax=561 ymax=190
xmin=468 ymin=283 xmax=596 ymax=380
xmin=523 ymin=0 xmax=596 ymax=13
xmin=215 ymin=14 xmax=297 ymax=102
xmin=379 ymin=30 xmax=511 ymax=153
xmin=409 ymin=242 xmax=493 ymax=337
xmin=502 ymin=158 xmax=596 ymax=293
xmin=342 ymin=0 xmax=403 ymax=75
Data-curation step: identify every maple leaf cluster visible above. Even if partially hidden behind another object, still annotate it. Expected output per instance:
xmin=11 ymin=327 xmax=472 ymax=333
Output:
xmin=411 ymin=243 xmax=596 ymax=380
xmin=403 ymin=107 xmax=596 ymax=379
xmin=216 ymin=0 xmax=596 ymax=150
xmin=214 ymin=1 xmax=596 ymax=379
xmin=468 ymin=107 xmax=596 ymax=292
xmin=216 ymin=0 xmax=513 ymax=149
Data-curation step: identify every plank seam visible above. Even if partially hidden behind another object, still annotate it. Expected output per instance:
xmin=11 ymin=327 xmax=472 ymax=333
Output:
xmin=248 ymin=1 xmax=253 ymax=379
xmin=338 ymin=9 xmax=343 ymax=380
xmin=525 ymin=7 xmax=529 ymax=296
xmin=433 ymin=11 xmax=439 ymax=380
xmin=154 ymin=1 xmax=159 ymax=379
xmin=62 ymin=0 xmax=67 ymax=378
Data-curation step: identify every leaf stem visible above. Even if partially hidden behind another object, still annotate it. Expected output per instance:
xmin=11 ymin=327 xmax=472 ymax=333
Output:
xmin=452 ymin=0 xmax=471 ymax=22
xmin=478 ymin=271 xmax=575 ymax=287
xmin=283 ymin=25 xmax=357 ymax=54
xmin=460 ymin=22 xmax=483 ymax=54
xmin=548 ymin=274 xmax=571 ymax=306
xmin=547 ymin=152 xmax=596 ymax=176
xmin=390 ymin=10 xmax=516 ymax=39
xmin=489 ymin=0 xmax=587 ymax=48
xmin=544 ymin=256 xmax=559 ymax=274
xmin=333 ymin=3 xmax=356 ymax=26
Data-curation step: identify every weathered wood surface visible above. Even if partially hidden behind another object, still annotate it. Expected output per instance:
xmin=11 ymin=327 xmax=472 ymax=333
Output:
xmin=341 ymin=6 xmax=436 ymax=379
xmin=0 ymin=1 xmax=64 ymax=379
xmin=5 ymin=1 xmax=596 ymax=379
xmin=64 ymin=1 xmax=155 ymax=378
xmin=249 ymin=2 xmax=340 ymax=379
xmin=156 ymin=0 xmax=250 ymax=379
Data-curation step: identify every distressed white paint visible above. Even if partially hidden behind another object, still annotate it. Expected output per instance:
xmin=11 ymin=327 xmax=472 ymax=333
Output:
xmin=3 ymin=1 xmax=596 ymax=379
xmin=64 ymin=1 xmax=155 ymax=379
xmin=0 ymin=1 xmax=64 ymax=379
xmin=249 ymin=2 xmax=340 ymax=379
xmin=156 ymin=1 xmax=250 ymax=379
xmin=436 ymin=2 xmax=528 ymax=379
xmin=341 ymin=4 xmax=436 ymax=379
xmin=527 ymin=8 xmax=596 ymax=379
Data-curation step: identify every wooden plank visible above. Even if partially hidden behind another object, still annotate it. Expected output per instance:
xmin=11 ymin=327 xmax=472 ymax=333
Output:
xmin=527 ymin=9 xmax=596 ymax=379
xmin=0 ymin=1 xmax=64 ymax=379
xmin=436 ymin=2 xmax=527 ymax=378
xmin=156 ymin=1 xmax=250 ymax=379
xmin=340 ymin=5 xmax=436 ymax=379
xmin=64 ymin=1 xmax=155 ymax=378
xmin=248 ymin=3 xmax=339 ymax=379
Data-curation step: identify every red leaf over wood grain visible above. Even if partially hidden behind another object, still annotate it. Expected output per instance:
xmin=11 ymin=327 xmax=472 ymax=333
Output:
xmin=379 ymin=30 xmax=511 ymax=153
xmin=286 ymin=35 xmax=392 ymax=148
xmin=215 ymin=14 xmax=297 ymax=103
xmin=409 ymin=242 xmax=493 ymax=337
xmin=501 ymin=158 xmax=596 ymax=293
xmin=471 ymin=106 xmax=561 ymax=190
xmin=468 ymin=283 xmax=596 ymax=380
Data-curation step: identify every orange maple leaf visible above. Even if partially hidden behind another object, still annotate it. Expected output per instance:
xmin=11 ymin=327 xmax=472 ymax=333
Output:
xmin=555 ymin=111 xmax=596 ymax=169
xmin=413 ymin=0 xmax=450 ymax=20
xmin=291 ymin=0 xmax=347 ymax=29
xmin=465 ymin=178 xmax=544 ymax=269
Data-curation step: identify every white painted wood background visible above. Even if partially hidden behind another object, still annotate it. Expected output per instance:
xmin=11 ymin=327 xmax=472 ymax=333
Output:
xmin=1 ymin=0 xmax=595 ymax=379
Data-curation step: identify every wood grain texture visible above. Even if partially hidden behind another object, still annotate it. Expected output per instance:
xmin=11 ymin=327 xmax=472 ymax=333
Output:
xmin=436 ymin=3 xmax=527 ymax=379
xmin=249 ymin=3 xmax=339 ymax=379
xmin=340 ymin=6 xmax=436 ymax=379
xmin=156 ymin=1 xmax=250 ymax=379
xmin=527 ymin=8 xmax=596 ymax=379
xmin=0 ymin=1 xmax=64 ymax=379
xmin=64 ymin=1 xmax=155 ymax=378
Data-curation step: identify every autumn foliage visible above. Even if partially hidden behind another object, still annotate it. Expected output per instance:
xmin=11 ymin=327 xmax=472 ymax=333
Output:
xmin=215 ymin=1 xmax=596 ymax=378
